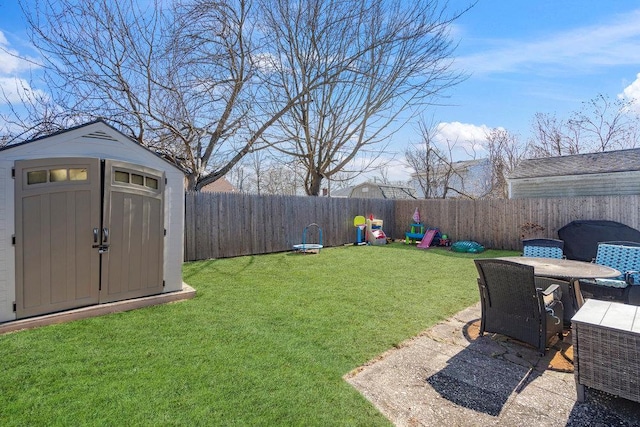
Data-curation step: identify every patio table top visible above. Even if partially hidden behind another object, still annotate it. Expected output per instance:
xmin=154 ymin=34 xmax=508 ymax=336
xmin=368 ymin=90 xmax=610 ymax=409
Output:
xmin=496 ymin=256 xmax=620 ymax=280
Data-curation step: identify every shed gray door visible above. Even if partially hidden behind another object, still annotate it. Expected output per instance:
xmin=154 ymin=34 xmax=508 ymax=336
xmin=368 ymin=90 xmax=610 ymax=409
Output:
xmin=100 ymin=160 xmax=165 ymax=303
xmin=15 ymin=158 xmax=101 ymax=318
xmin=15 ymin=158 xmax=165 ymax=318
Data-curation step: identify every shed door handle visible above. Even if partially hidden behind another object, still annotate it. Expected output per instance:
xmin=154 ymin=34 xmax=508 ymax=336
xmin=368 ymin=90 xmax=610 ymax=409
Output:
xmin=102 ymin=228 xmax=109 ymax=243
xmin=93 ymin=228 xmax=99 ymax=243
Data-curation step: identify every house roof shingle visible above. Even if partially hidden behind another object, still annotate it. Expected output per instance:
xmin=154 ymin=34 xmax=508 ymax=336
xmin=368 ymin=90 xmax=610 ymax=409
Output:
xmin=509 ymin=148 xmax=640 ymax=179
xmin=377 ymin=183 xmax=417 ymax=199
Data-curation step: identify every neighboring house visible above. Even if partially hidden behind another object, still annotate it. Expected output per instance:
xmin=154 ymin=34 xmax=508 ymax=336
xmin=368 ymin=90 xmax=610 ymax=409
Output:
xmin=200 ymin=177 xmax=239 ymax=193
xmin=508 ymin=148 xmax=640 ymax=199
xmin=330 ymin=181 xmax=418 ymax=199
xmin=410 ymin=158 xmax=492 ymax=199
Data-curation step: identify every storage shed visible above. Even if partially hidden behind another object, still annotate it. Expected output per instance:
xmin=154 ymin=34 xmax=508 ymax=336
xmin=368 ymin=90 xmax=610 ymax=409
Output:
xmin=508 ymin=148 xmax=640 ymax=199
xmin=0 ymin=120 xmax=185 ymax=323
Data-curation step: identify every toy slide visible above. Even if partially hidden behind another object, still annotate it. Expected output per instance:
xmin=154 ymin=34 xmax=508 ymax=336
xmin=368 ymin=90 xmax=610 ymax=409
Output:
xmin=417 ymin=229 xmax=438 ymax=249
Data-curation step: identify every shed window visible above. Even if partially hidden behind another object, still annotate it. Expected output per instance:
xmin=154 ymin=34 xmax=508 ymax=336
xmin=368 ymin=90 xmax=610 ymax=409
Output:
xmin=131 ymin=174 xmax=144 ymax=186
xmin=50 ymin=169 xmax=68 ymax=182
xmin=145 ymin=177 xmax=158 ymax=189
xmin=115 ymin=171 xmax=129 ymax=183
xmin=113 ymin=169 xmax=161 ymax=193
xmin=27 ymin=167 xmax=89 ymax=185
xmin=27 ymin=170 xmax=47 ymax=185
xmin=69 ymin=168 xmax=88 ymax=181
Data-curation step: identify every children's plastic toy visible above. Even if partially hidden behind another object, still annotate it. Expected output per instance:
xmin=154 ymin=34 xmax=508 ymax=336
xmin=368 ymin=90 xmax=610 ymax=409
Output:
xmin=293 ymin=223 xmax=323 ymax=253
xmin=405 ymin=223 xmax=425 ymax=244
xmin=451 ymin=240 xmax=485 ymax=253
xmin=417 ymin=228 xmax=439 ymax=248
xmin=366 ymin=216 xmax=387 ymax=245
xmin=436 ymin=234 xmax=452 ymax=247
xmin=353 ymin=215 xmax=366 ymax=245
xmin=412 ymin=207 xmax=421 ymax=224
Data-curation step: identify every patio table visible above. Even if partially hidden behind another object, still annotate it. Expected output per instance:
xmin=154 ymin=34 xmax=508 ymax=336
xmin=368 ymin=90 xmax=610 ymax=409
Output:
xmin=495 ymin=257 xmax=620 ymax=322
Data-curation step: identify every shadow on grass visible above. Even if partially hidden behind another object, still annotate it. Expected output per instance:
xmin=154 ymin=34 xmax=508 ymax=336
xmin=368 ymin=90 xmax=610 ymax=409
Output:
xmin=183 ymin=255 xmax=257 ymax=279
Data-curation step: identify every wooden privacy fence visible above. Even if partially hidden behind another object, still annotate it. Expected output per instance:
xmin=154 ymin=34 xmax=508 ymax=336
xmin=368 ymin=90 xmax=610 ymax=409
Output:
xmin=184 ymin=192 xmax=395 ymax=261
xmin=185 ymin=192 xmax=640 ymax=261
xmin=393 ymin=195 xmax=640 ymax=252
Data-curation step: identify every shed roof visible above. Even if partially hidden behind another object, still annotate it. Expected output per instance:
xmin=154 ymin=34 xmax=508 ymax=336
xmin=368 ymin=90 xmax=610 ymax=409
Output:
xmin=509 ymin=148 xmax=640 ymax=179
xmin=0 ymin=119 xmax=183 ymax=173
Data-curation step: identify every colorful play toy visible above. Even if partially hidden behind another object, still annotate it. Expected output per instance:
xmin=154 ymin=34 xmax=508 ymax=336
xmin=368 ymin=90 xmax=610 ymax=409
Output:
xmin=353 ymin=215 xmax=367 ymax=245
xmin=405 ymin=223 xmax=425 ymax=244
xmin=451 ymin=240 xmax=484 ymax=253
xmin=366 ymin=216 xmax=387 ymax=245
xmin=293 ymin=223 xmax=323 ymax=253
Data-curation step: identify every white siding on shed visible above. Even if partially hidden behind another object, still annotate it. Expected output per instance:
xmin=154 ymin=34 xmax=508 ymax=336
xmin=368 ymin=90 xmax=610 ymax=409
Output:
xmin=0 ymin=166 xmax=13 ymax=322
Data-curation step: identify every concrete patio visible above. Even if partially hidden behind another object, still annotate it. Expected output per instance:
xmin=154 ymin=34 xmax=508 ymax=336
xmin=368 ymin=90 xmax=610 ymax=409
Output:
xmin=346 ymin=302 xmax=640 ymax=426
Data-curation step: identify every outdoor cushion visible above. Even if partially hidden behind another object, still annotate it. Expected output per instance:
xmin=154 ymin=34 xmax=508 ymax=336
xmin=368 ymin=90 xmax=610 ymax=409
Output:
xmin=523 ymin=246 xmax=564 ymax=259
xmin=594 ymin=243 xmax=640 ymax=285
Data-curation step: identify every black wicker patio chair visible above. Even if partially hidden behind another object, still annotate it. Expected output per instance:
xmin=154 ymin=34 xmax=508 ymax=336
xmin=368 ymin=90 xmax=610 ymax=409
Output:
xmin=474 ymin=259 xmax=564 ymax=355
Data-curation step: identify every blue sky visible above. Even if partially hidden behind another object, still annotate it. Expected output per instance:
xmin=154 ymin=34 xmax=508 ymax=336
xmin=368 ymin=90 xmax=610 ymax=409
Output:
xmin=424 ymin=0 xmax=640 ymax=161
xmin=1 ymin=1 xmax=640 ymax=183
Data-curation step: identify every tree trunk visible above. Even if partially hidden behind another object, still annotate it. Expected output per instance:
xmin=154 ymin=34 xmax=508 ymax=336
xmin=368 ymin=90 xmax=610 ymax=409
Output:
xmin=306 ymin=172 xmax=323 ymax=196
xmin=186 ymin=173 xmax=198 ymax=192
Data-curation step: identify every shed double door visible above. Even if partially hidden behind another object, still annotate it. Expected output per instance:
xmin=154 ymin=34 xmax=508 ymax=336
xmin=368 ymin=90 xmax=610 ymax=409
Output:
xmin=15 ymin=158 xmax=165 ymax=319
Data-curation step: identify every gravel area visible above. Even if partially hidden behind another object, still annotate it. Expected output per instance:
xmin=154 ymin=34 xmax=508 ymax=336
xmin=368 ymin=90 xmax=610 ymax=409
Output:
xmin=345 ymin=303 xmax=640 ymax=426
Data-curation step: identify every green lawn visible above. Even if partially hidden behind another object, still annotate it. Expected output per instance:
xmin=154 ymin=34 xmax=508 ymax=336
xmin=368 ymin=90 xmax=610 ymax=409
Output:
xmin=0 ymin=243 xmax=516 ymax=426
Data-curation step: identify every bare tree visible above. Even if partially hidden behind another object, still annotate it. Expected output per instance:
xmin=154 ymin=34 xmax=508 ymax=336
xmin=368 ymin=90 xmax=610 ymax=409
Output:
xmin=529 ymin=113 xmax=570 ymax=157
xmin=0 ymin=74 xmax=85 ymax=143
xmin=7 ymin=0 xmax=314 ymax=191
xmin=569 ymin=94 xmax=639 ymax=152
xmin=529 ymin=94 xmax=639 ymax=158
xmin=405 ymin=120 xmax=460 ymax=198
xmin=260 ymin=0 xmax=471 ymax=195
xmin=260 ymin=161 xmax=304 ymax=195
xmin=484 ymin=128 xmax=526 ymax=199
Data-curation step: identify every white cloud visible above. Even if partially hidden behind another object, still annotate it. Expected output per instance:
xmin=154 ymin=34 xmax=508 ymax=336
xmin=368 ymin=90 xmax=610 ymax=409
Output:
xmin=0 ymin=30 xmax=45 ymax=108
xmin=0 ymin=30 xmax=36 ymax=75
xmin=619 ymin=72 xmax=640 ymax=113
xmin=456 ymin=9 xmax=640 ymax=75
xmin=434 ymin=121 xmax=492 ymax=158
xmin=341 ymin=154 xmax=414 ymax=184
xmin=0 ymin=76 xmax=47 ymax=104
xmin=348 ymin=122 xmax=500 ymax=183
xmin=377 ymin=157 xmax=414 ymax=183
